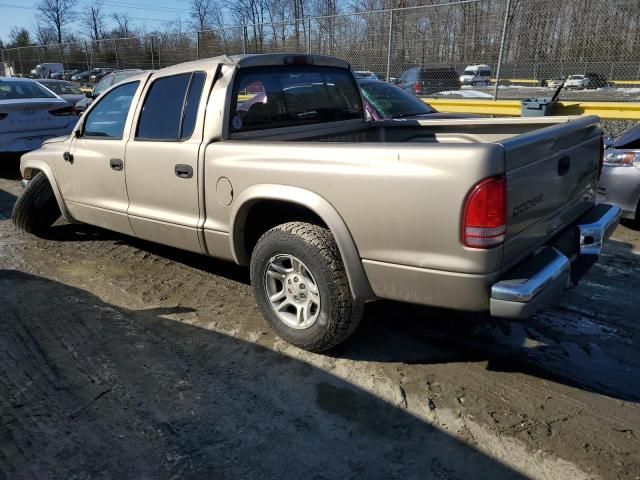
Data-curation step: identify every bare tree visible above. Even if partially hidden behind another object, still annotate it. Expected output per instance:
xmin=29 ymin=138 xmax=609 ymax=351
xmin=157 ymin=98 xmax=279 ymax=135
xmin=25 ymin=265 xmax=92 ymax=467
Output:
xmin=111 ymin=13 xmax=133 ymax=38
xmin=37 ymin=0 xmax=77 ymax=44
xmin=190 ymin=0 xmax=214 ymax=31
xmin=33 ymin=22 xmax=57 ymax=45
xmin=82 ymin=6 xmax=106 ymax=41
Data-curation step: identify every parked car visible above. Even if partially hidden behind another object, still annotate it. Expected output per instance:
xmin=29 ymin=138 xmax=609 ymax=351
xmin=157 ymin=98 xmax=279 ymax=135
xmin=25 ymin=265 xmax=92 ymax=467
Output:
xmin=353 ymin=70 xmax=378 ymax=80
xmin=543 ymin=78 xmax=565 ymax=89
xmin=598 ymin=123 xmax=640 ymax=228
xmin=0 ymin=77 xmax=76 ymax=154
xmin=13 ymin=54 xmax=619 ymax=352
xmin=75 ymin=69 xmax=144 ymax=115
xmin=565 ymin=73 xmax=609 ymax=89
xmin=90 ymin=68 xmax=114 ymax=83
xmin=396 ymin=66 xmax=461 ymax=95
xmin=61 ymin=69 xmax=80 ymax=80
xmin=71 ymin=70 xmax=91 ymax=82
xmin=358 ymin=79 xmax=475 ymax=120
xmin=36 ymin=79 xmax=85 ymax=106
xmin=459 ymin=64 xmax=492 ymax=86
xmin=29 ymin=63 xmax=64 ymax=79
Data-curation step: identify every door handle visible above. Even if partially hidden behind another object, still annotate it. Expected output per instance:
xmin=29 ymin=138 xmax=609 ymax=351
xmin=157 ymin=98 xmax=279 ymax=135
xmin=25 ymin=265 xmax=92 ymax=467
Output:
xmin=110 ymin=158 xmax=123 ymax=171
xmin=175 ymin=164 xmax=193 ymax=179
xmin=63 ymin=151 xmax=73 ymax=163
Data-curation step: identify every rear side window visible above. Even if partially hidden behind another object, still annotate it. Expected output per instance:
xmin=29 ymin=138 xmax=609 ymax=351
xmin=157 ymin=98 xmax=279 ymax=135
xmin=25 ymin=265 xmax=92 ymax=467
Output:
xmin=230 ymin=66 xmax=362 ymax=133
xmin=136 ymin=71 xmax=206 ymax=141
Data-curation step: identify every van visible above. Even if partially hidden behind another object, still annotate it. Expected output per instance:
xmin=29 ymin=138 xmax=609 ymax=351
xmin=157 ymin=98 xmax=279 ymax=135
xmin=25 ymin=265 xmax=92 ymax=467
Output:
xmin=396 ymin=66 xmax=461 ymax=95
xmin=459 ymin=64 xmax=492 ymax=86
xmin=30 ymin=63 xmax=64 ymax=79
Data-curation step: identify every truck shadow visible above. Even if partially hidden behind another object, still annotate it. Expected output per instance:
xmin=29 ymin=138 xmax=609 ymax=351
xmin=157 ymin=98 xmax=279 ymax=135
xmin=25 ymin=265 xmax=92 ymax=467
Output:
xmin=0 ymin=269 xmax=527 ymax=480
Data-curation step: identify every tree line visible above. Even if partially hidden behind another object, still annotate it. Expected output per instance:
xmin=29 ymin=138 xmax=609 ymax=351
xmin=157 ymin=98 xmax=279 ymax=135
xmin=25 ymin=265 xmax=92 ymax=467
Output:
xmin=2 ymin=0 xmax=639 ymax=79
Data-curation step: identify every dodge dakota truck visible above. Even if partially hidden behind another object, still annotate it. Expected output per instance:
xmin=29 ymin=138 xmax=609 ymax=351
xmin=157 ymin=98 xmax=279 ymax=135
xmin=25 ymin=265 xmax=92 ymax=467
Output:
xmin=12 ymin=54 xmax=620 ymax=352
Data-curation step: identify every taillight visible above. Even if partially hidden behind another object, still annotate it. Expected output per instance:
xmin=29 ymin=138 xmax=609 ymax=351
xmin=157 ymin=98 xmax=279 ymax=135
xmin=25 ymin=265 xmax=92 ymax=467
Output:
xmin=49 ymin=105 xmax=75 ymax=116
xmin=598 ymin=133 xmax=604 ymax=178
xmin=0 ymin=113 xmax=7 ymax=120
xmin=413 ymin=82 xmax=422 ymax=94
xmin=462 ymin=176 xmax=507 ymax=249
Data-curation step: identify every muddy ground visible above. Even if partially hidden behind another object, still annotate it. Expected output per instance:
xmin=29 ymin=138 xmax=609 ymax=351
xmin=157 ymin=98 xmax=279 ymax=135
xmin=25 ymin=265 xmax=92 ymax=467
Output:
xmin=0 ymin=160 xmax=639 ymax=480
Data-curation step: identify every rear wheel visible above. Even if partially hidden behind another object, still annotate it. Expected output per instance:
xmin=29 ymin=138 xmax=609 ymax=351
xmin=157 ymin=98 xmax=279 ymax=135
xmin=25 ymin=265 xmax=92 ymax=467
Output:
xmin=250 ymin=222 xmax=363 ymax=352
xmin=12 ymin=172 xmax=61 ymax=236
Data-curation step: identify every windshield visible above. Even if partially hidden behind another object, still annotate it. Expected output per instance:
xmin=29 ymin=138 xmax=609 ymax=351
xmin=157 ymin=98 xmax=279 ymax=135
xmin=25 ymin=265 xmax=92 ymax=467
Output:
xmin=463 ymin=69 xmax=475 ymax=75
xmin=360 ymin=81 xmax=434 ymax=118
xmin=231 ymin=66 xmax=363 ymax=132
xmin=0 ymin=80 xmax=57 ymax=99
xmin=39 ymin=81 xmax=82 ymax=95
xmin=569 ymin=75 xmax=584 ymax=80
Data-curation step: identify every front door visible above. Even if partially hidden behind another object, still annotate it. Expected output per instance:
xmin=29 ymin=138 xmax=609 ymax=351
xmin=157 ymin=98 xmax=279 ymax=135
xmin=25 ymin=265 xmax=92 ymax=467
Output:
xmin=125 ymin=71 xmax=208 ymax=253
xmin=55 ymin=80 xmax=144 ymax=235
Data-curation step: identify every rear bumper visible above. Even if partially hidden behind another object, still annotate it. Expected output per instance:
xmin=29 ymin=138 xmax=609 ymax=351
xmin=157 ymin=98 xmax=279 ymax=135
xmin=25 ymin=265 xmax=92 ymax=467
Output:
xmin=597 ymin=165 xmax=640 ymax=220
xmin=490 ymin=203 xmax=621 ymax=318
xmin=0 ymin=125 xmax=74 ymax=153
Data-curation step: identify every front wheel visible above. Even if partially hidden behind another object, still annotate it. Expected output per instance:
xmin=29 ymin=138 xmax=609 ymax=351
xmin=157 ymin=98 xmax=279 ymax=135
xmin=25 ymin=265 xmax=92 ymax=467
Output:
xmin=250 ymin=222 xmax=363 ymax=352
xmin=12 ymin=172 xmax=61 ymax=236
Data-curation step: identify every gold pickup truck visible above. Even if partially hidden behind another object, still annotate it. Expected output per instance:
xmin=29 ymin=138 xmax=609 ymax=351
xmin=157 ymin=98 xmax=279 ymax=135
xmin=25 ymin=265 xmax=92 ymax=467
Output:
xmin=13 ymin=54 xmax=620 ymax=351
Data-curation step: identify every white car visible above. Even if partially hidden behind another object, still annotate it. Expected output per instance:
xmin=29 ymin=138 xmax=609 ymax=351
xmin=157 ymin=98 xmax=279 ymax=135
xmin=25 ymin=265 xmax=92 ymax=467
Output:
xmin=459 ymin=64 xmax=492 ymax=85
xmin=565 ymin=74 xmax=589 ymax=89
xmin=0 ymin=77 xmax=76 ymax=154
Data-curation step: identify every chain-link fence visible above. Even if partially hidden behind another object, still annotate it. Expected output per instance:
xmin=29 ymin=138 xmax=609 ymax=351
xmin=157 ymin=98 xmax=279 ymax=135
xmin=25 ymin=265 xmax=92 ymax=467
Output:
xmin=2 ymin=0 xmax=640 ymax=101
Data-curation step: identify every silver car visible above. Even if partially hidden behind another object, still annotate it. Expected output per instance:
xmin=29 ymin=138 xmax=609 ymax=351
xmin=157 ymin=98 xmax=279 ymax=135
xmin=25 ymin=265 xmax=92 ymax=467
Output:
xmin=598 ymin=124 xmax=640 ymax=228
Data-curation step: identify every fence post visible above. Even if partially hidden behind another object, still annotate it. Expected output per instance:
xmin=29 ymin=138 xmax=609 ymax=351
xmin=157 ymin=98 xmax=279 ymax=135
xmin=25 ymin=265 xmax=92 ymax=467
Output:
xmin=493 ymin=0 xmax=511 ymax=100
xmin=114 ymin=39 xmax=120 ymax=69
xmin=243 ymin=26 xmax=248 ymax=54
xmin=36 ymin=46 xmax=42 ymax=66
xmin=17 ymin=47 xmax=23 ymax=77
xmin=150 ymin=36 xmax=155 ymax=70
xmin=386 ymin=9 xmax=394 ymax=82
xmin=84 ymin=41 xmax=90 ymax=71
xmin=196 ymin=31 xmax=200 ymax=60
xmin=307 ymin=17 xmax=312 ymax=54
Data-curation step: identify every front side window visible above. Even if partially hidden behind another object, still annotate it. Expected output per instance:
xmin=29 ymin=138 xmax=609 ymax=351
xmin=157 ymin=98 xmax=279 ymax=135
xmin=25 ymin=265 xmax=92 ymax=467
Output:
xmin=93 ymin=76 xmax=115 ymax=96
xmin=83 ymin=81 xmax=139 ymax=139
xmin=135 ymin=72 xmax=206 ymax=141
xmin=231 ymin=66 xmax=362 ymax=132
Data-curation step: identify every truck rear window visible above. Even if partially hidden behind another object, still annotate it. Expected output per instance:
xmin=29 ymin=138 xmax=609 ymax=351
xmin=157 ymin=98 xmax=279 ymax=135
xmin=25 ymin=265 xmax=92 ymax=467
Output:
xmin=230 ymin=66 xmax=363 ymax=132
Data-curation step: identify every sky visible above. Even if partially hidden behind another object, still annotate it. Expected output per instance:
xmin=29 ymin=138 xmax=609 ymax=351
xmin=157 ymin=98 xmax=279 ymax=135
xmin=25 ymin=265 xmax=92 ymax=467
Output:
xmin=0 ymin=0 xmax=194 ymax=44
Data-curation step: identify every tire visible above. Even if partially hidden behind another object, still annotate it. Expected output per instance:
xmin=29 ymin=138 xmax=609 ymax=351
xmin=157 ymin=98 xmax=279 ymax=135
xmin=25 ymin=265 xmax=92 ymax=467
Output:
xmin=12 ymin=172 xmax=61 ymax=235
xmin=250 ymin=222 xmax=364 ymax=352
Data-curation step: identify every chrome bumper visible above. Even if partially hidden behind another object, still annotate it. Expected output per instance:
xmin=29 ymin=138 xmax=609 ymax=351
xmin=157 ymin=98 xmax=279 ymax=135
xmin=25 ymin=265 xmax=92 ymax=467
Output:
xmin=490 ymin=204 xmax=621 ymax=319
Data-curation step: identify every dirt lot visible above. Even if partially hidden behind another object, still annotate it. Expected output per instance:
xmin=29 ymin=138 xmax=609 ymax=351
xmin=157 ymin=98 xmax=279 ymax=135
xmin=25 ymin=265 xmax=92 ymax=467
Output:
xmin=0 ymin=160 xmax=639 ymax=480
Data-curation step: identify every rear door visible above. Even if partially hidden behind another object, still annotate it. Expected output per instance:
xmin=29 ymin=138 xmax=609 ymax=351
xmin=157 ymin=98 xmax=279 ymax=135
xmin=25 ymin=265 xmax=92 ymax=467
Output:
xmin=125 ymin=70 xmax=208 ymax=253
xmin=501 ymin=116 xmax=601 ymax=268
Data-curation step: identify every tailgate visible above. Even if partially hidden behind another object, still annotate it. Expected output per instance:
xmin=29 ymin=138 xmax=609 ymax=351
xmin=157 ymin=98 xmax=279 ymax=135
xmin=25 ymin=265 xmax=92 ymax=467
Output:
xmin=501 ymin=116 xmax=601 ymax=270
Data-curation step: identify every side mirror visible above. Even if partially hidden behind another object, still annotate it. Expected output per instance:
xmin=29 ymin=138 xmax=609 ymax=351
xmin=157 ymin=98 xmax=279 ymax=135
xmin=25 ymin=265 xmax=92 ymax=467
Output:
xmin=604 ymin=137 xmax=614 ymax=149
xmin=85 ymin=91 xmax=93 ymax=98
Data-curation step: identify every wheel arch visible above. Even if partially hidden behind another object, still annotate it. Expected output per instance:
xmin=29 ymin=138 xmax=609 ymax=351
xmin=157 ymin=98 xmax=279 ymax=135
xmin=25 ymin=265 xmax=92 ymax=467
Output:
xmin=230 ymin=184 xmax=375 ymax=301
xmin=21 ymin=159 xmax=76 ymax=223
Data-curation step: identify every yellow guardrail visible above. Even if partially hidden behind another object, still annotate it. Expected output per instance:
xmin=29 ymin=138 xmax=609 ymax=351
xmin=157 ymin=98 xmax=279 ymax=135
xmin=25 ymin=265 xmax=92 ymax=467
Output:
xmin=423 ymin=98 xmax=640 ymax=120
xmin=79 ymin=86 xmax=92 ymax=93
xmin=489 ymin=78 xmax=640 ymax=85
